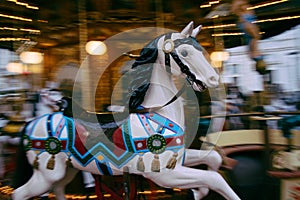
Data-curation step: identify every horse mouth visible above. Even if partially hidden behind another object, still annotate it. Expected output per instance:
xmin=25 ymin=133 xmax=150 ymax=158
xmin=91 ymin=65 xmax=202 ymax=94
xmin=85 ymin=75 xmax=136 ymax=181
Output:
xmin=193 ymin=80 xmax=207 ymax=92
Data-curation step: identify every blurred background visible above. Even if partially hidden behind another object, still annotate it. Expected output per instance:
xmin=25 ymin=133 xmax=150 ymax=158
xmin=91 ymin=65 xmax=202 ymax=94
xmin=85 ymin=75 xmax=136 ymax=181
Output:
xmin=0 ymin=0 xmax=299 ymax=112
xmin=0 ymin=1 xmax=299 ymax=199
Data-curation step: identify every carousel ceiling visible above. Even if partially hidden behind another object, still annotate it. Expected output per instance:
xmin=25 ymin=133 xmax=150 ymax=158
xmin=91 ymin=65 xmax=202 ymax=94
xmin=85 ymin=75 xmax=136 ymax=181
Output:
xmin=0 ymin=0 xmax=299 ymax=52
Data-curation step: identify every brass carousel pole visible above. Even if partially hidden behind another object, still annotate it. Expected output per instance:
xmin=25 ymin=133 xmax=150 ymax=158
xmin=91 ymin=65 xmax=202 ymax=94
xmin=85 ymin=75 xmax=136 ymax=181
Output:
xmin=155 ymin=0 xmax=164 ymax=29
xmin=78 ymin=0 xmax=91 ymax=111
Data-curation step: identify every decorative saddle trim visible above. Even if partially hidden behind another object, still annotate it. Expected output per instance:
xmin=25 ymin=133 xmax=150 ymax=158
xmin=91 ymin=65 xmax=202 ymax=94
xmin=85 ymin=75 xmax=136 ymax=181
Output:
xmin=133 ymin=135 xmax=184 ymax=152
xmin=128 ymin=113 xmax=185 ymax=154
xmin=66 ymin=118 xmax=135 ymax=169
xmin=143 ymin=112 xmax=183 ymax=134
xmin=24 ymin=113 xmax=69 ymax=153
xmin=31 ymin=139 xmax=68 ymax=151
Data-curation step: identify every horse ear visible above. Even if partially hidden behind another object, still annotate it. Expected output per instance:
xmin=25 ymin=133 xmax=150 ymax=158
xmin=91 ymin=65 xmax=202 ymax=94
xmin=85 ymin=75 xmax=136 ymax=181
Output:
xmin=181 ymin=21 xmax=194 ymax=37
xmin=191 ymin=25 xmax=202 ymax=38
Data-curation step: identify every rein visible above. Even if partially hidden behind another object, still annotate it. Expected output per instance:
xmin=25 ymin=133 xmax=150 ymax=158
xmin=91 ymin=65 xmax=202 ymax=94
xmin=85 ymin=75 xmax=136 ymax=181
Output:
xmin=129 ymin=82 xmax=187 ymax=113
xmin=130 ymin=33 xmax=204 ymax=114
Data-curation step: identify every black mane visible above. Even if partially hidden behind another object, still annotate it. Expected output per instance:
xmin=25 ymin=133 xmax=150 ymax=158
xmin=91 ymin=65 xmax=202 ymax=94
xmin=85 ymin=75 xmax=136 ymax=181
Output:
xmin=127 ymin=36 xmax=160 ymax=110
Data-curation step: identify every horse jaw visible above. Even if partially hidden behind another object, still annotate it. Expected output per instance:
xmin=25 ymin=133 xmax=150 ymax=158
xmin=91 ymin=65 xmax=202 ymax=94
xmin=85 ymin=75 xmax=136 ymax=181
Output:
xmin=193 ymin=58 xmax=219 ymax=90
xmin=181 ymin=21 xmax=194 ymax=37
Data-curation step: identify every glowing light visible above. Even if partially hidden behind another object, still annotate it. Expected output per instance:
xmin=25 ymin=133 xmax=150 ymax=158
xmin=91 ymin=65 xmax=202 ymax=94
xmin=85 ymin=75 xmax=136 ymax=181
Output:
xmin=202 ymin=15 xmax=300 ymax=30
xmin=200 ymin=0 xmax=220 ymax=8
xmin=20 ymin=51 xmax=43 ymax=64
xmin=20 ymin=28 xmax=40 ymax=34
xmin=200 ymin=4 xmax=211 ymax=8
xmin=6 ymin=62 xmax=24 ymax=73
xmin=0 ymin=13 xmax=32 ymax=22
xmin=85 ymin=41 xmax=107 ymax=55
xmin=212 ymin=31 xmax=264 ymax=37
xmin=202 ymin=24 xmax=236 ymax=29
xmin=256 ymin=15 xmax=300 ymax=23
xmin=0 ymin=27 xmax=40 ymax=34
xmin=248 ymin=0 xmax=288 ymax=10
xmin=212 ymin=33 xmax=244 ymax=37
xmin=0 ymin=38 xmax=30 ymax=41
xmin=37 ymin=19 xmax=48 ymax=23
xmin=6 ymin=0 xmax=39 ymax=10
xmin=209 ymin=0 xmax=220 ymax=5
xmin=0 ymin=27 xmax=18 ymax=31
xmin=210 ymin=51 xmax=229 ymax=62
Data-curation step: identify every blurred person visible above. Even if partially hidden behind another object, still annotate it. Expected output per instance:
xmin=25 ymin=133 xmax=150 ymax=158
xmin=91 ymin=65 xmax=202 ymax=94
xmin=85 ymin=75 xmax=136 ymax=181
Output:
xmin=225 ymin=86 xmax=245 ymax=129
xmin=264 ymin=88 xmax=299 ymax=129
xmin=231 ymin=0 xmax=268 ymax=75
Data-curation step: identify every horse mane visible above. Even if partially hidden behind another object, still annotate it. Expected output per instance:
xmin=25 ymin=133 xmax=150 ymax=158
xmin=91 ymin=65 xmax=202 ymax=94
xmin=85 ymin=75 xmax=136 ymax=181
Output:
xmin=127 ymin=36 xmax=160 ymax=110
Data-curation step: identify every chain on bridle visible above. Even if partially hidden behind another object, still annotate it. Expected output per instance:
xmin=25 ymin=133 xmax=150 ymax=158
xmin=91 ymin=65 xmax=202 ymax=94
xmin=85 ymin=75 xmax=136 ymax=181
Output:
xmin=162 ymin=33 xmax=207 ymax=91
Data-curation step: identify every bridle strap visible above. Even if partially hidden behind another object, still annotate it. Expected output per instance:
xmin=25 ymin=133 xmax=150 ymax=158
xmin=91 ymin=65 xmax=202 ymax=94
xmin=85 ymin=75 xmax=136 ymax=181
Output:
xmin=164 ymin=33 xmax=172 ymax=73
xmin=129 ymin=82 xmax=188 ymax=114
xmin=170 ymin=51 xmax=195 ymax=85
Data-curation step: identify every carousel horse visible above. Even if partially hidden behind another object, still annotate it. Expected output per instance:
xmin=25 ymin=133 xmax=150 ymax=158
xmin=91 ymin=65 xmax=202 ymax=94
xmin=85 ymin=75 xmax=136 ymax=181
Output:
xmin=12 ymin=88 xmax=95 ymax=199
xmin=12 ymin=22 xmax=240 ymax=200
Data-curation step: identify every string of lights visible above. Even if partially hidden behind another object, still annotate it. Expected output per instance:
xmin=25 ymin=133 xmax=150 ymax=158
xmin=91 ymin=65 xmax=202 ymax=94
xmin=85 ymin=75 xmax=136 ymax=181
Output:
xmin=0 ymin=27 xmax=40 ymax=34
xmin=6 ymin=0 xmax=39 ymax=10
xmin=200 ymin=0 xmax=289 ymax=9
xmin=203 ymin=15 xmax=300 ymax=36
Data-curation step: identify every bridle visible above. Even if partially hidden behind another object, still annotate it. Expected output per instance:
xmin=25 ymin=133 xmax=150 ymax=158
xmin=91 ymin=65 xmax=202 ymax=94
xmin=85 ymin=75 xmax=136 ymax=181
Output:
xmin=162 ymin=33 xmax=207 ymax=91
xmin=129 ymin=33 xmax=207 ymax=113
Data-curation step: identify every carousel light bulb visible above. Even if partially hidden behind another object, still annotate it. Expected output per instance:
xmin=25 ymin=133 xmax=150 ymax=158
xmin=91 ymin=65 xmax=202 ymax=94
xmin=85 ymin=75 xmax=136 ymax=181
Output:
xmin=85 ymin=41 xmax=107 ymax=55
xmin=6 ymin=61 xmax=24 ymax=73
xmin=210 ymin=51 xmax=229 ymax=62
xmin=20 ymin=51 xmax=43 ymax=64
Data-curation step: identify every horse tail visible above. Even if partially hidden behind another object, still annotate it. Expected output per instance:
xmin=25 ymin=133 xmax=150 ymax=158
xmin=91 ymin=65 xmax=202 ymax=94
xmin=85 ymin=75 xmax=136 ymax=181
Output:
xmin=12 ymin=123 xmax=33 ymax=189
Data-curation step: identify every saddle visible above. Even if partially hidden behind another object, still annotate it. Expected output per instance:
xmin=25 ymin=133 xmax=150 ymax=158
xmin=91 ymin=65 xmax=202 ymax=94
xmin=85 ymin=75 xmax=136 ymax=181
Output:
xmin=58 ymin=97 xmax=128 ymax=159
xmin=58 ymin=96 xmax=128 ymax=124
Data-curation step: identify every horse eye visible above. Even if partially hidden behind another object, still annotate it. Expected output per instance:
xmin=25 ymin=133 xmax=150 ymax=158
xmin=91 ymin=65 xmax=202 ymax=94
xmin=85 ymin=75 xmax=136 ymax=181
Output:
xmin=181 ymin=50 xmax=188 ymax=57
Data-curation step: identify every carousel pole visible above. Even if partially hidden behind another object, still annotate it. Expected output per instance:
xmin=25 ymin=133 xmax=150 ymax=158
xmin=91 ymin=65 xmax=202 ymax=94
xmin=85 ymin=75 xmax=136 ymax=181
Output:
xmin=78 ymin=0 xmax=91 ymax=111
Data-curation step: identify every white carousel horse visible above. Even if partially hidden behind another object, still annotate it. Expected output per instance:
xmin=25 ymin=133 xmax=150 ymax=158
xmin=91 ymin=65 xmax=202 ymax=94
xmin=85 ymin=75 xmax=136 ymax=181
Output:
xmin=12 ymin=22 xmax=240 ymax=200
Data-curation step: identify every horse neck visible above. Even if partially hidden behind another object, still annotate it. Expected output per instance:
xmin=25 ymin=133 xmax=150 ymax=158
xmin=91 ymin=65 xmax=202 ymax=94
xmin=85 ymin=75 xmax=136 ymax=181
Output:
xmin=141 ymin=64 xmax=185 ymax=129
xmin=36 ymin=97 xmax=57 ymax=116
xmin=36 ymin=103 xmax=53 ymax=116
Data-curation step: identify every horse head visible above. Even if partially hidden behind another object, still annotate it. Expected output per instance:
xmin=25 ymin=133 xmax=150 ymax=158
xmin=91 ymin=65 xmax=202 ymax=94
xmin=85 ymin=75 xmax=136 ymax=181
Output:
xmin=158 ymin=21 xmax=219 ymax=92
xmin=39 ymin=88 xmax=64 ymax=114
xmin=128 ymin=22 xmax=219 ymax=111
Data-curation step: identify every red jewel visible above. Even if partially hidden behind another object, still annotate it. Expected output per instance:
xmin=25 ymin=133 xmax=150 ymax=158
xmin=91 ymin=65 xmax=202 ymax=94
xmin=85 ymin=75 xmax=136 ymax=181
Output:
xmin=169 ymin=123 xmax=174 ymax=127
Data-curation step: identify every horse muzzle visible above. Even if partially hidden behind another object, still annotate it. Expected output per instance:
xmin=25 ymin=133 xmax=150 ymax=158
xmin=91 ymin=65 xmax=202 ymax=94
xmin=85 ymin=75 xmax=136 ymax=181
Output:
xmin=206 ymin=74 xmax=219 ymax=88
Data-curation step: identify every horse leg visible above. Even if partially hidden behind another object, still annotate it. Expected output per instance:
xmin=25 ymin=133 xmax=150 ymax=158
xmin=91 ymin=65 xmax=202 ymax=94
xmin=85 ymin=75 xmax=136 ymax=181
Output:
xmin=52 ymin=168 xmax=79 ymax=200
xmin=12 ymin=170 xmax=55 ymax=200
xmin=184 ymin=149 xmax=222 ymax=171
xmin=82 ymin=171 xmax=95 ymax=188
xmin=12 ymin=152 xmax=68 ymax=200
xmin=183 ymin=149 xmax=222 ymax=198
xmin=144 ymin=166 xmax=240 ymax=200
